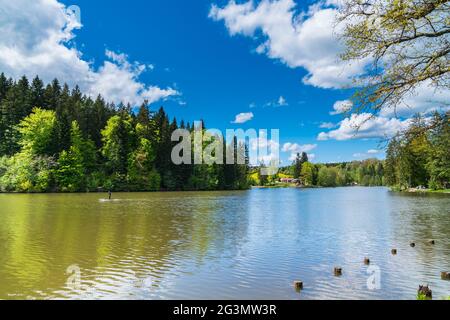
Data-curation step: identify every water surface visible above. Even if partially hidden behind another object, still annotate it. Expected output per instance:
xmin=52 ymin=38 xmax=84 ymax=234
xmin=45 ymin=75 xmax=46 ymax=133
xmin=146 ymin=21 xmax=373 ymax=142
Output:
xmin=0 ymin=187 xmax=449 ymax=300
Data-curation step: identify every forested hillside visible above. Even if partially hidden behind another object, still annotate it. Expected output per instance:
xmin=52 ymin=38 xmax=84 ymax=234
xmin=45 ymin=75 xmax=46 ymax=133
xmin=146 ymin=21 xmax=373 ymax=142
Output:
xmin=0 ymin=74 xmax=249 ymax=192
xmin=252 ymin=154 xmax=385 ymax=188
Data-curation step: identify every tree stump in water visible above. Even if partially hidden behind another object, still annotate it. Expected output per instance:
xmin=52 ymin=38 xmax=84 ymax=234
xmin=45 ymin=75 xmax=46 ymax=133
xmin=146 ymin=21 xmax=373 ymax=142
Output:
xmin=410 ymin=242 xmax=415 ymax=248
xmin=293 ymin=281 xmax=303 ymax=290
xmin=441 ymin=272 xmax=450 ymax=280
xmin=364 ymin=258 xmax=370 ymax=265
xmin=391 ymin=249 xmax=397 ymax=255
xmin=334 ymin=267 xmax=342 ymax=276
xmin=428 ymin=240 xmax=435 ymax=245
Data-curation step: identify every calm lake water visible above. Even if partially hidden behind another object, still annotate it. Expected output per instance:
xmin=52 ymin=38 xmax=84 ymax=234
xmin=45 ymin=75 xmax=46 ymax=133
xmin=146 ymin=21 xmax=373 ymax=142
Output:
xmin=0 ymin=187 xmax=449 ymax=300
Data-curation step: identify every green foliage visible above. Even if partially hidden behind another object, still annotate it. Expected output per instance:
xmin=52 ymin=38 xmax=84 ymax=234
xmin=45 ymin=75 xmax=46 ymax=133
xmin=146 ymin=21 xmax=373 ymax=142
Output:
xmin=317 ymin=166 xmax=338 ymax=187
xmin=55 ymin=121 xmax=97 ymax=192
xmin=253 ymin=158 xmax=385 ymax=188
xmin=417 ymin=293 xmax=432 ymax=301
xmin=385 ymin=112 xmax=449 ymax=190
xmin=0 ymin=107 xmax=58 ymax=192
xmin=127 ymin=137 xmax=159 ymax=191
xmin=426 ymin=113 xmax=450 ymax=190
xmin=0 ymin=75 xmax=250 ymax=193
xmin=101 ymin=113 xmax=136 ymax=175
xmin=18 ymin=108 xmax=57 ymax=156
xmin=293 ymin=152 xmax=308 ymax=179
xmin=55 ymin=148 xmax=84 ymax=192
xmin=339 ymin=0 xmax=449 ymax=115
xmin=0 ymin=152 xmax=55 ymax=192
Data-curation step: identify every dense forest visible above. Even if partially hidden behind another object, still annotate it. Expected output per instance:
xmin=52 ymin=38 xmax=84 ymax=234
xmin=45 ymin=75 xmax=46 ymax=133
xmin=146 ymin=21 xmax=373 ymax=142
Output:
xmin=385 ymin=113 xmax=449 ymax=191
xmin=250 ymin=153 xmax=385 ymax=188
xmin=0 ymin=74 xmax=249 ymax=192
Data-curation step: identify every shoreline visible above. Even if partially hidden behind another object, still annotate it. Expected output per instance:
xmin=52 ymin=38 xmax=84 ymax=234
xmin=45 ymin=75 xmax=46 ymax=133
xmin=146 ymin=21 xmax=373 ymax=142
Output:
xmin=390 ymin=187 xmax=450 ymax=195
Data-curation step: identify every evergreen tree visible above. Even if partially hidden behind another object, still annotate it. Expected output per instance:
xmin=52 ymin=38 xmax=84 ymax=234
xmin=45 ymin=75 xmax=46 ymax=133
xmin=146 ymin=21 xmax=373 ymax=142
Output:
xmin=293 ymin=152 xmax=308 ymax=179
xmin=30 ymin=76 xmax=45 ymax=109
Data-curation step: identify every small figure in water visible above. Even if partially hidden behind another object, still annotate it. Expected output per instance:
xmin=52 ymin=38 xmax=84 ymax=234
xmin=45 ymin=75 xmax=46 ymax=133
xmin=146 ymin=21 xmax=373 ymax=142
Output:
xmin=108 ymin=190 xmax=112 ymax=200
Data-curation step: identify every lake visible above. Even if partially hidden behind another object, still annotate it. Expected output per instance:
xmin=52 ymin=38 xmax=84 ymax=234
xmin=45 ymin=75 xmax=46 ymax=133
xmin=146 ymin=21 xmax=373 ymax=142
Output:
xmin=0 ymin=187 xmax=449 ymax=300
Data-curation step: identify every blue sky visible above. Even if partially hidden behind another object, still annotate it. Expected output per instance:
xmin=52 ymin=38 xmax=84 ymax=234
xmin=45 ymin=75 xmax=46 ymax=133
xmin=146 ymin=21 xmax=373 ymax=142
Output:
xmin=6 ymin=0 xmax=441 ymax=164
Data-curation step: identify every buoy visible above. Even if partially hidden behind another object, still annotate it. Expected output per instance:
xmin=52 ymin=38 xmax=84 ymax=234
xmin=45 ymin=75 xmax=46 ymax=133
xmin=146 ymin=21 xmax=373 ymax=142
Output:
xmin=418 ymin=285 xmax=432 ymax=299
xmin=364 ymin=258 xmax=370 ymax=265
xmin=294 ymin=281 xmax=303 ymax=290
xmin=334 ymin=267 xmax=343 ymax=276
xmin=441 ymin=272 xmax=450 ymax=280
xmin=429 ymin=240 xmax=435 ymax=245
xmin=391 ymin=249 xmax=397 ymax=255
xmin=410 ymin=242 xmax=415 ymax=248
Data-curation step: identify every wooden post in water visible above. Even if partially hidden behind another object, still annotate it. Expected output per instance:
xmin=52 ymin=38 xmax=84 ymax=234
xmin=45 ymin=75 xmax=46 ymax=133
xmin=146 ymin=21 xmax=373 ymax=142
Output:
xmin=293 ymin=281 xmax=303 ymax=290
xmin=391 ymin=249 xmax=397 ymax=255
xmin=364 ymin=258 xmax=370 ymax=265
xmin=334 ymin=267 xmax=342 ymax=276
xmin=441 ymin=272 xmax=450 ymax=280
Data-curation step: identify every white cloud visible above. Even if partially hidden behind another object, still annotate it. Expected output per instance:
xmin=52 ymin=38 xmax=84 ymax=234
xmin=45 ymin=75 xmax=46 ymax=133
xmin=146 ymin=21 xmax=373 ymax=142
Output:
xmin=319 ymin=122 xmax=336 ymax=129
xmin=232 ymin=112 xmax=254 ymax=124
xmin=367 ymin=149 xmax=381 ymax=154
xmin=330 ymin=100 xmax=353 ymax=115
xmin=278 ymin=96 xmax=288 ymax=106
xmin=209 ymin=0 xmax=367 ymax=89
xmin=282 ymin=142 xmax=317 ymax=153
xmin=379 ymin=80 xmax=450 ymax=117
xmin=265 ymin=95 xmax=289 ymax=107
xmin=0 ymin=0 xmax=179 ymax=106
xmin=318 ymin=113 xmax=411 ymax=141
xmin=283 ymin=142 xmax=317 ymax=162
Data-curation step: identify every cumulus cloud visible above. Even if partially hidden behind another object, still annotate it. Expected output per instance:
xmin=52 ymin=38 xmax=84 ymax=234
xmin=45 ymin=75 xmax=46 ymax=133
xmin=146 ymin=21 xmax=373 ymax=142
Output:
xmin=0 ymin=0 xmax=179 ymax=106
xmin=330 ymin=100 xmax=353 ymax=115
xmin=209 ymin=0 xmax=367 ymax=88
xmin=232 ymin=112 xmax=254 ymax=124
xmin=367 ymin=149 xmax=381 ymax=154
xmin=317 ymin=113 xmax=411 ymax=141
